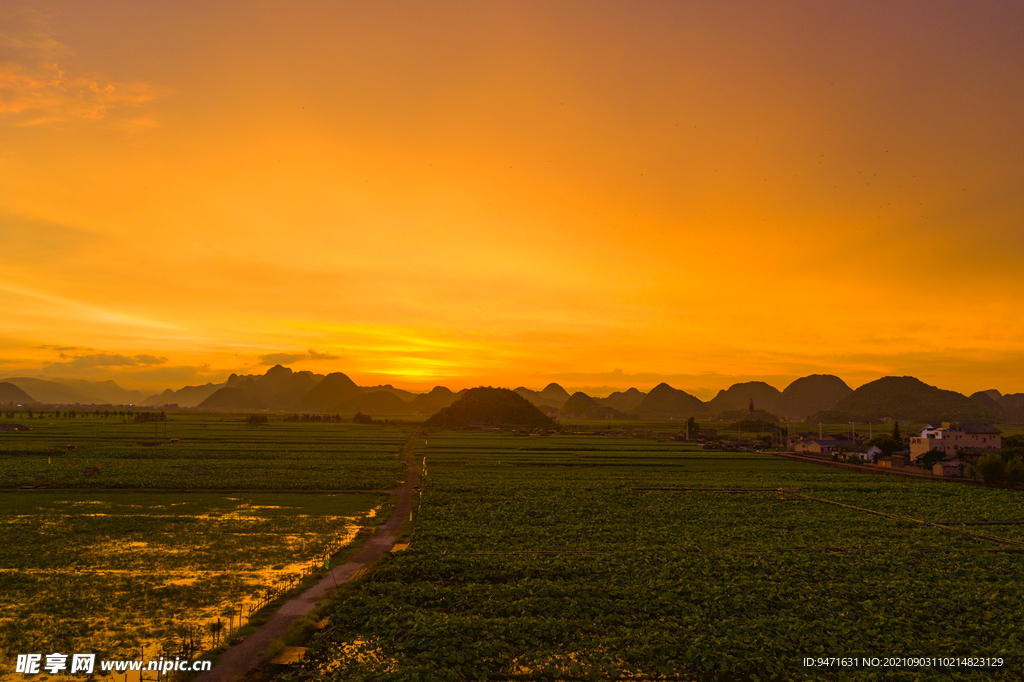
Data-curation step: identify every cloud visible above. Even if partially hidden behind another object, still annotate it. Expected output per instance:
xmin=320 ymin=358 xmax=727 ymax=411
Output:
xmin=44 ymin=352 xmax=168 ymax=370
xmin=0 ymin=7 xmax=164 ymax=127
xmin=50 ymin=353 xmax=138 ymax=369
xmin=133 ymin=354 xmax=168 ymax=366
xmin=259 ymin=349 xmax=340 ymax=365
xmin=258 ymin=352 xmax=307 ymax=366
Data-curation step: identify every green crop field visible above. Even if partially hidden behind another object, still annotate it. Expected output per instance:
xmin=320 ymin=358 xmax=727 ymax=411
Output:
xmin=0 ymin=415 xmax=411 ymax=490
xmin=282 ymin=431 xmax=1023 ymax=682
xmin=0 ymin=417 xmax=417 ymax=670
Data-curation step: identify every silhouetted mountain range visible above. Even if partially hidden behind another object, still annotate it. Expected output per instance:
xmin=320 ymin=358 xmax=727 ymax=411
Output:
xmin=706 ymin=381 xmax=783 ymax=415
xmin=142 ymin=382 xmax=224 ymax=407
xmin=4 ymin=366 xmax=1021 ymax=424
xmin=513 ymin=383 xmax=571 ymax=410
xmin=195 ymin=367 xmax=463 ymax=416
xmin=967 ymin=390 xmax=1024 ymax=423
xmin=812 ymin=376 xmax=1001 ymax=423
xmin=560 ymin=392 xmax=633 ymax=419
xmin=198 ymin=386 xmax=267 ymax=411
xmin=425 ymin=387 xmax=555 ymax=428
xmin=777 ymin=375 xmax=852 ymax=419
xmin=631 ymin=383 xmax=707 ymax=419
xmin=0 ymin=382 xmax=35 ymax=404
xmin=1 ymin=377 xmax=146 ymax=405
xmin=299 ymin=372 xmax=361 ymax=412
xmin=408 ymin=386 xmax=462 ymax=414
xmin=597 ymin=387 xmax=647 ymax=412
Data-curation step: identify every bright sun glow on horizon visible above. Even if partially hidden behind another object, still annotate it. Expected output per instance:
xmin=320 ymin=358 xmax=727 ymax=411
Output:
xmin=2 ymin=2 xmax=1023 ymax=397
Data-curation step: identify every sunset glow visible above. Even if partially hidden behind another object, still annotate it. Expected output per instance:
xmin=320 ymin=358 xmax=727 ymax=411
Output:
xmin=2 ymin=2 xmax=1023 ymax=396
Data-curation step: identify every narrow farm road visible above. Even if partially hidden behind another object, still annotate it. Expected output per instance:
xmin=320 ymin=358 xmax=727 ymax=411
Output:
xmin=194 ymin=443 xmax=420 ymax=682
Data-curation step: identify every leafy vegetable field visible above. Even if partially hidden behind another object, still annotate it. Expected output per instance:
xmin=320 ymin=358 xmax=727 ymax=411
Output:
xmin=285 ymin=432 xmax=1023 ymax=681
xmin=0 ymin=417 xmax=410 ymax=490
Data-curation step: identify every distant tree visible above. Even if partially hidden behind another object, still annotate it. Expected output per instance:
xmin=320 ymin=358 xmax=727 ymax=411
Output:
xmin=749 ymin=399 xmax=755 ymax=414
xmin=353 ymin=412 xmax=375 ymax=425
xmin=892 ymin=421 xmax=902 ymax=444
xmin=1006 ymin=457 xmax=1024 ymax=489
xmin=920 ymin=449 xmax=945 ymax=468
xmin=1001 ymin=435 xmax=1024 ymax=461
xmin=245 ymin=414 xmax=268 ymax=426
xmin=866 ymin=434 xmax=902 ymax=456
xmin=976 ymin=452 xmax=1006 ymax=487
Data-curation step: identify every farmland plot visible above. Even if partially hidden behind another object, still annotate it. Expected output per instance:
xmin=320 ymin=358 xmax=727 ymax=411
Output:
xmin=0 ymin=419 xmax=410 ymax=490
xmin=0 ymin=491 xmax=386 ymax=664
xmin=0 ymin=419 xmax=415 ymax=672
xmin=286 ymin=432 xmax=1022 ymax=681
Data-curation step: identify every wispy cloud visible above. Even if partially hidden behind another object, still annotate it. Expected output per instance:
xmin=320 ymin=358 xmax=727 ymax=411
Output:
xmin=134 ymin=354 xmax=169 ymax=366
xmin=0 ymin=7 xmax=164 ymax=127
xmin=0 ymin=283 xmax=177 ymax=332
xmin=47 ymin=352 xmax=167 ymax=370
xmin=258 ymin=352 xmax=306 ymax=366
xmin=258 ymin=348 xmax=341 ymax=365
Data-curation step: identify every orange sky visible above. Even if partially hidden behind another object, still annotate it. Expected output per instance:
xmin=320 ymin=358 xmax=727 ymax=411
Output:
xmin=2 ymin=1 xmax=1023 ymax=398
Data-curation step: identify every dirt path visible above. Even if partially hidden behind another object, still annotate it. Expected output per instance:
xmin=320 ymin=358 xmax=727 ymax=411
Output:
xmin=194 ymin=443 xmax=420 ymax=682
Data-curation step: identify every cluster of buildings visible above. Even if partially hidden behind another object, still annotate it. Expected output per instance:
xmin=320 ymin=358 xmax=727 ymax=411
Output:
xmin=906 ymin=422 xmax=1002 ymax=476
xmin=789 ymin=422 xmax=1003 ymax=478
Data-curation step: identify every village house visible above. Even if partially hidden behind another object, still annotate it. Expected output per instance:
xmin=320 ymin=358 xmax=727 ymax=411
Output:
xmin=909 ymin=422 xmax=1001 ymax=461
xmin=792 ymin=436 xmax=859 ymax=456
xmin=932 ymin=453 xmax=964 ymax=478
xmin=852 ymin=445 xmax=884 ymax=462
xmin=793 ymin=439 xmax=856 ymax=456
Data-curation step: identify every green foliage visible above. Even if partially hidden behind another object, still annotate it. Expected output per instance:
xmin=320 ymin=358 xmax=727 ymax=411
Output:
xmin=246 ymin=414 xmax=269 ymax=425
xmin=1001 ymin=434 xmax=1024 ymax=460
xmin=866 ymin=434 xmax=902 ymax=456
xmin=274 ymin=432 xmax=1023 ymax=681
xmin=0 ymin=417 xmax=410 ymax=490
xmin=1004 ymin=457 xmax=1024 ymax=488
xmin=975 ymin=452 xmax=1006 ymax=487
xmin=919 ymin=449 xmax=946 ymax=468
